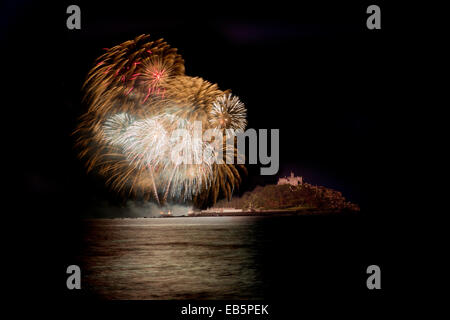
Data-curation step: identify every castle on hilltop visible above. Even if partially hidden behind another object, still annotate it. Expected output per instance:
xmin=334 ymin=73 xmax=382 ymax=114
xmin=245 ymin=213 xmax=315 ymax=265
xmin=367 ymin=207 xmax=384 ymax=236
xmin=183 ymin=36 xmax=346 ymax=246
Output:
xmin=277 ymin=172 xmax=303 ymax=186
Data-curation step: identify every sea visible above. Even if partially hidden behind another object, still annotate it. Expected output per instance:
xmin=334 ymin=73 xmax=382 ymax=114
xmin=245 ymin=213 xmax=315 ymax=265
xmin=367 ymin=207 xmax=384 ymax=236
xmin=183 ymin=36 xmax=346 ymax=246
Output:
xmin=80 ymin=217 xmax=267 ymax=299
xmin=78 ymin=214 xmax=365 ymax=300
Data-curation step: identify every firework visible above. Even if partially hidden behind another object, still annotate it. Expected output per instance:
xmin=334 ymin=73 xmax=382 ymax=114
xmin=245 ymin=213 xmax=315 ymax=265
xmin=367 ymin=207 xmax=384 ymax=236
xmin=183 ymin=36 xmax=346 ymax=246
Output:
xmin=210 ymin=93 xmax=247 ymax=136
xmin=119 ymin=116 xmax=169 ymax=169
xmin=140 ymin=57 xmax=173 ymax=96
xmin=75 ymin=34 xmax=247 ymax=207
xmin=102 ymin=113 xmax=136 ymax=146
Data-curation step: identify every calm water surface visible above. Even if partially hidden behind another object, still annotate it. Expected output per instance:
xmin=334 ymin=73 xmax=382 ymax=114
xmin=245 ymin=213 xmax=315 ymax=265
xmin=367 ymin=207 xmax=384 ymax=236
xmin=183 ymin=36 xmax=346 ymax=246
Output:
xmin=81 ymin=217 xmax=265 ymax=299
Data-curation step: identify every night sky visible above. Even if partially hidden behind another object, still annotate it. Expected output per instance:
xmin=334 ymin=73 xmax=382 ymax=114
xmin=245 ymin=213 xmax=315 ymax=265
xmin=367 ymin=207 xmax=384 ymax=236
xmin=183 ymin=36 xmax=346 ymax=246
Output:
xmin=5 ymin=1 xmax=399 ymax=216
xmin=2 ymin=0 xmax=413 ymax=310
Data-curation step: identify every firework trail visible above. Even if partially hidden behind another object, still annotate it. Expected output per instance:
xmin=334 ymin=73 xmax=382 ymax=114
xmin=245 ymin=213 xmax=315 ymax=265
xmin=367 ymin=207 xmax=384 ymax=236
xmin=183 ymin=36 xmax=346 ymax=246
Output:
xmin=75 ymin=34 xmax=247 ymax=208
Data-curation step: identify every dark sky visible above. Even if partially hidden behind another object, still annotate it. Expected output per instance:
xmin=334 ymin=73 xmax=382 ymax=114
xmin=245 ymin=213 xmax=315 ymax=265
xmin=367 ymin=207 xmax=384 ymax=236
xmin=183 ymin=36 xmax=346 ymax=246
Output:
xmin=5 ymin=0 xmax=399 ymax=215
xmin=3 ymin=1 xmax=417 ymax=305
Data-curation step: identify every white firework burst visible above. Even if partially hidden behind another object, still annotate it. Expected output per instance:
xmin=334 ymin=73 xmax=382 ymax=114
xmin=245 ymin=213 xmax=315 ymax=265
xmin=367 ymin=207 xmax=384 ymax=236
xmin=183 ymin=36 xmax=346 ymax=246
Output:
xmin=102 ymin=113 xmax=135 ymax=146
xmin=119 ymin=115 xmax=170 ymax=169
xmin=162 ymin=118 xmax=214 ymax=201
xmin=209 ymin=93 xmax=247 ymax=135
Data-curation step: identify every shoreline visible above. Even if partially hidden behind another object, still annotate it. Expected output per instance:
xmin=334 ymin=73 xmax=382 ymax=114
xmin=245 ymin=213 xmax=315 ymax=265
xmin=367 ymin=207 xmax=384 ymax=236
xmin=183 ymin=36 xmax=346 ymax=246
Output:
xmin=179 ymin=209 xmax=358 ymax=217
xmin=85 ymin=208 xmax=359 ymax=219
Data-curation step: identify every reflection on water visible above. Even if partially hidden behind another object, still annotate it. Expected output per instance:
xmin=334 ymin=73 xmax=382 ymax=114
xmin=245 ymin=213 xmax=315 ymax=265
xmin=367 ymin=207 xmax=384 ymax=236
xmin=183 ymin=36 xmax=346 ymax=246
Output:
xmin=81 ymin=217 xmax=264 ymax=299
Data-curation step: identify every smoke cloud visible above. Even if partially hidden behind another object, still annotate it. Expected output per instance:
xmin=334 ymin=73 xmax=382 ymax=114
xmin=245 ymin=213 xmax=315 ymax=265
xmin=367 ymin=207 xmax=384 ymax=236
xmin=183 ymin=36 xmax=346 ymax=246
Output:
xmin=84 ymin=201 xmax=192 ymax=218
